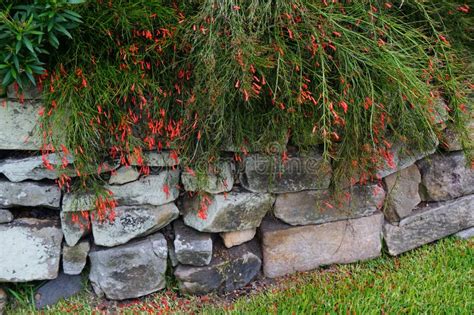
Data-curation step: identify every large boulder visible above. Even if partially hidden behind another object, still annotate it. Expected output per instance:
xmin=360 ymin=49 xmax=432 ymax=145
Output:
xmin=181 ymin=190 xmax=274 ymax=233
xmin=0 ymin=100 xmax=41 ymax=150
xmin=173 ymin=220 xmax=213 ymax=266
xmin=274 ymin=184 xmax=385 ymax=226
xmin=92 ymin=203 xmax=179 ymax=247
xmin=0 ymin=218 xmax=63 ymax=282
xmin=181 ymin=161 xmax=234 ymax=194
xmin=240 ymin=152 xmax=332 ymax=193
xmin=418 ymin=152 xmax=474 ymax=201
xmin=106 ymin=170 xmax=180 ymax=206
xmin=174 ymin=239 xmax=261 ymax=295
xmin=0 ymin=180 xmax=61 ymax=209
xmin=0 ymin=154 xmax=73 ymax=182
xmin=383 ymin=194 xmax=474 ymax=256
xmin=89 ymin=233 xmax=168 ymax=300
xmin=383 ymin=164 xmax=421 ymax=222
xmin=260 ymin=213 xmax=384 ymax=278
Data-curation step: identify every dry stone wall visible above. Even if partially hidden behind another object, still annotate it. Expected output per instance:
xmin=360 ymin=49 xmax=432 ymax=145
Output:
xmin=0 ymin=93 xmax=473 ymax=307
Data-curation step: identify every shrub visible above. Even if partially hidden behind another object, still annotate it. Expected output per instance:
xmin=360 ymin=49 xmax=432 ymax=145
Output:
xmin=35 ymin=1 xmax=471 ymax=194
xmin=0 ymin=0 xmax=83 ymax=89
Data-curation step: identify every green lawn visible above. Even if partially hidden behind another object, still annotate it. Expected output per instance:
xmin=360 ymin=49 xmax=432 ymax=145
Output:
xmin=5 ymin=237 xmax=473 ymax=314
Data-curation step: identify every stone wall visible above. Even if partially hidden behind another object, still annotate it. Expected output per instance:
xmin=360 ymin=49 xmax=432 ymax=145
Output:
xmin=0 ymin=92 xmax=473 ymax=306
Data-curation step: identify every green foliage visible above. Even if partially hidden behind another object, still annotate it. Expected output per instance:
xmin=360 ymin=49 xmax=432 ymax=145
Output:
xmin=0 ymin=0 xmax=83 ymax=89
xmin=37 ymin=0 xmax=472 ymax=192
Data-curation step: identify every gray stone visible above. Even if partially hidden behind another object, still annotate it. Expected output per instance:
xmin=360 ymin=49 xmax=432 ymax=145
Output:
xmin=240 ymin=152 xmax=332 ymax=193
xmin=440 ymin=127 xmax=462 ymax=152
xmin=174 ymin=220 xmax=212 ymax=266
xmin=0 ymin=209 xmax=13 ymax=224
xmin=220 ymin=228 xmax=256 ymax=248
xmin=168 ymin=241 xmax=179 ymax=267
xmin=109 ymin=166 xmax=140 ymax=185
xmin=89 ymin=233 xmax=168 ymax=300
xmin=260 ymin=213 xmax=384 ymax=278
xmin=174 ymin=239 xmax=261 ymax=295
xmin=274 ymin=184 xmax=385 ymax=226
xmin=60 ymin=211 xmax=91 ymax=247
xmin=181 ymin=161 xmax=234 ymax=194
xmin=131 ymin=151 xmax=180 ymax=167
xmin=34 ymin=272 xmax=82 ymax=310
xmin=106 ymin=170 xmax=180 ymax=206
xmin=62 ymin=193 xmax=95 ymax=212
xmin=455 ymin=227 xmax=474 ymax=240
xmin=0 ymin=100 xmax=41 ymax=150
xmin=0 ymin=153 xmax=74 ymax=182
xmin=182 ymin=190 xmax=274 ymax=233
xmin=0 ymin=218 xmax=63 ymax=282
xmin=377 ymin=140 xmax=438 ymax=178
xmin=92 ymin=203 xmax=179 ymax=247
xmin=0 ymin=180 xmax=61 ymax=209
xmin=383 ymin=194 xmax=474 ymax=256
xmin=418 ymin=152 xmax=474 ymax=201
xmin=383 ymin=164 xmax=421 ymax=222
xmin=63 ymin=240 xmax=90 ymax=275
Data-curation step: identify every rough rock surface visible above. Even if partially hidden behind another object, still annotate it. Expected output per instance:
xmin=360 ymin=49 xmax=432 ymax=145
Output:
xmin=418 ymin=152 xmax=474 ymax=201
xmin=63 ymin=240 xmax=90 ymax=275
xmin=174 ymin=239 xmax=261 ymax=295
xmin=62 ymin=193 xmax=95 ymax=212
xmin=0 ymin=180 xmax=61 ymax=209
xmin=131 ymin=151 xmax=180 ymax=167
xmin=383 ymin=194 xmax=474 ymax=256
xmin=376 ymin=141 xmax=437 ymax=178
xmin=182 ymin=161 xmax=234 ymax=194
xmin=92 ymin=203 xmax=179 ymax=247
xmin=383 ymin=164 xmax=421 ymax=222
xmin=260 ymin=213 xmax=384 ymax=278
xmin=0 ymin=154 xmax=74 ymax=182
xmin=440 ymin=127 xmax=462 ymax=152
xmin=455 ymin=227 xmax=474 ymax=240
xmin=60 ymin=211 xmax=91 ymax=247
xmin=109 ymin=167 xmax=140 ymax=185
xmin=274 ymin=184 xmax=385 ymax=226
xmin=220 ymin=228 xmax=256 ymax=248
xmin=182 ymin=190 xmax=274 ymax=232
xmin=34 ymin=272 xmax=82 ymax=310
xmin=107 ymin=170 xmax=180 ymax=206
xmin=0 ymin=100 xmax=41 ymax=150
xmin=0 ymin=209 xmax=13 ymax=224
xmin=240 ymin=152 xmax=332 ymax=193
xmin=0 ymin=218 xmax=63 ymax=282
xmin=89 ymin=233 xmax=168 ymax=300
xmin=174 ymin=220 xmax=213 ymax=266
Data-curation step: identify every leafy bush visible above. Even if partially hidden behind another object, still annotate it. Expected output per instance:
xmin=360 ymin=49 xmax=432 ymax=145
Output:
xmin=35 ymin=1 xmax=471 ymax=194
xmin=0 ymin=0 xmax=83 ymax=89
